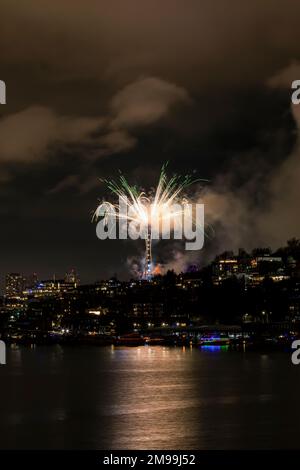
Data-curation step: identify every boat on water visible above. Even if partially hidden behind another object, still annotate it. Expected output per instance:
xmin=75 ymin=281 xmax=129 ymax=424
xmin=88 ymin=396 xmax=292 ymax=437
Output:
xmin=114 ymin=332 xmax=145 ymax=346
xmin=199 ymin=335 xmax=230 ymax=346
xmin=144 ymin=336 xmax=166 ymax=346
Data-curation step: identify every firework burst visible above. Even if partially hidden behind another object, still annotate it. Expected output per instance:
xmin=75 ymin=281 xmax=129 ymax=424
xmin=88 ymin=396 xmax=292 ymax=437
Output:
xmin=94 ymin=163 xmax=206 ymax=279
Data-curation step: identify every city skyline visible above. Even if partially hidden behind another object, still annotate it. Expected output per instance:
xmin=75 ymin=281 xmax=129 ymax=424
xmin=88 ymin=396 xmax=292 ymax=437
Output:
xmin=1 ymin=238 xmax=299 ymax=348
xmin=2 ymin=236 xmax=299 ymax=290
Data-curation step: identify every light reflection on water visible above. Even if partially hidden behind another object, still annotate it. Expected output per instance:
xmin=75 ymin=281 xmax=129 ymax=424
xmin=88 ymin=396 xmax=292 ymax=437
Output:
xmin=0 ymin=345 xmax=300 ymax=449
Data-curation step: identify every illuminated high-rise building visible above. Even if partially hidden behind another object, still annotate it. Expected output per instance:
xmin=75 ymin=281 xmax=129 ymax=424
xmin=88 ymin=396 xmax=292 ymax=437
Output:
xmin=5 ymin=273 xmax=25 ymax=298
xmin=64 ymin=269 xmax=79 ymax=288
xmin=25 ymin=272 xmax=39 ymax=289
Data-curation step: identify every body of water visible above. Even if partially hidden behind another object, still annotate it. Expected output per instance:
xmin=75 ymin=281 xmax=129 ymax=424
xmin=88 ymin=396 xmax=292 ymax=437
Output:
xmin=0 ymin=345 xmax=299 ymax=449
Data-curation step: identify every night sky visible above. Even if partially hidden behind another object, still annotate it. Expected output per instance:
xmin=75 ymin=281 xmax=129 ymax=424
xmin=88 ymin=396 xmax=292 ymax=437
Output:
xmin=1 ymin=0 xmax=300 ymax=289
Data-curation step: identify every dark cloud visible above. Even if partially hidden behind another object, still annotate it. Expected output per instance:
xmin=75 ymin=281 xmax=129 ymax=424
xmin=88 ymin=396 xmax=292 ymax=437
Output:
xmin=0 ymin=106 xmax=101 ymax=164
xmin=1 ymin=1 xmax=300 ymax=286
xmin=110 ymin=77 xmax=190 ymax=128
